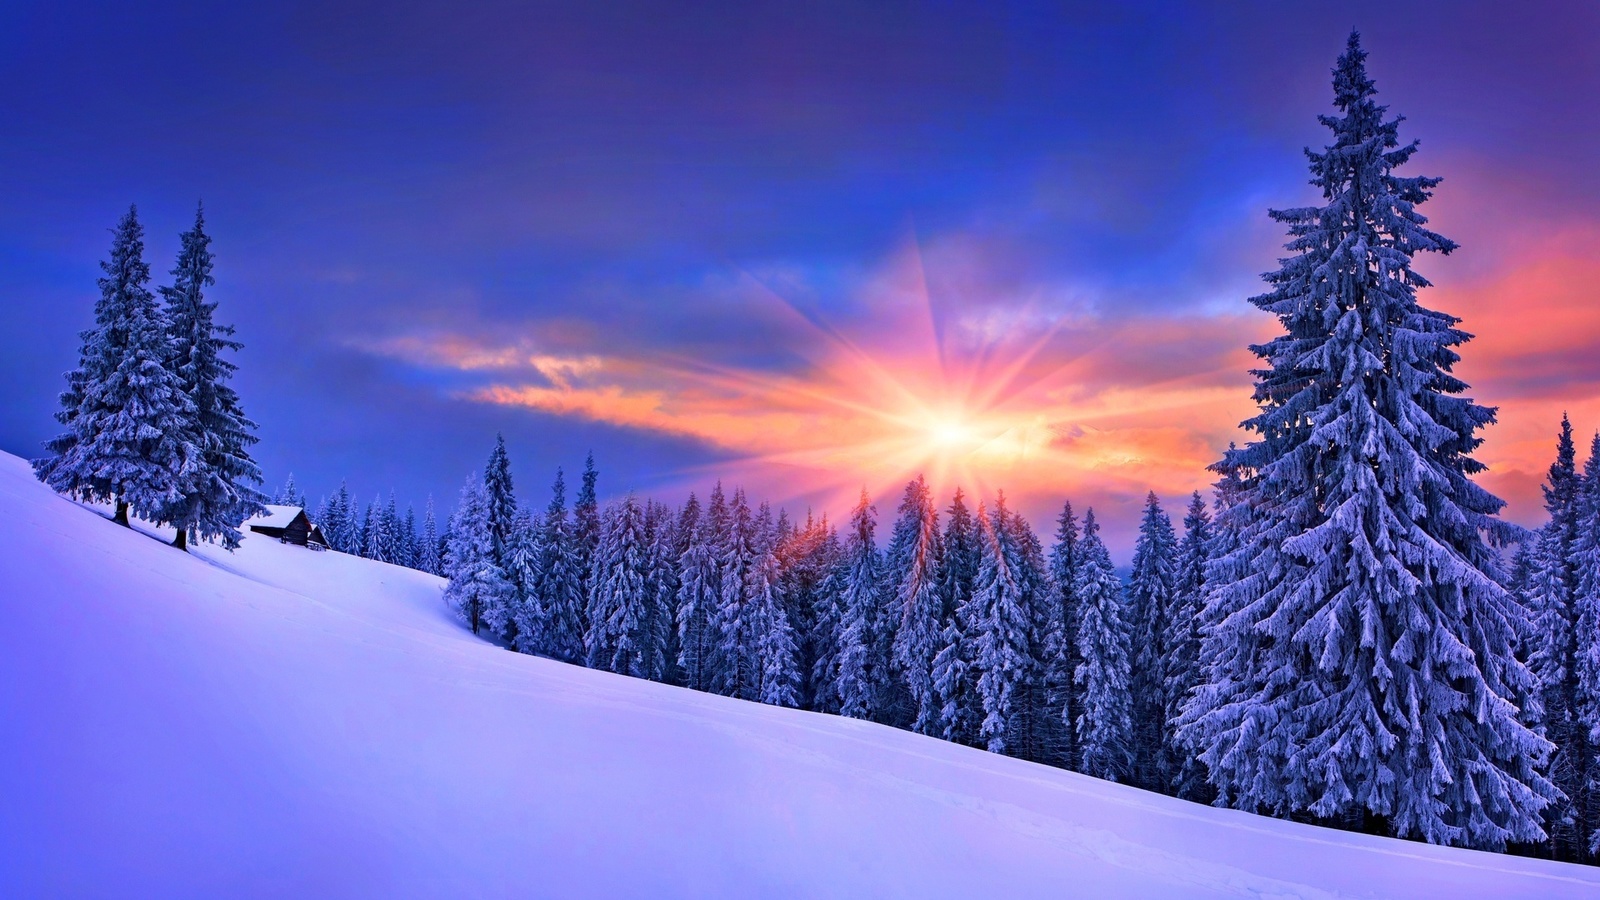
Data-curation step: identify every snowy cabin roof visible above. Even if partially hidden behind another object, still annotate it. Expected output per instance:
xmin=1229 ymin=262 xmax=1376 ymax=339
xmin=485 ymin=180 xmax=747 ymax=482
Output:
xmin=250 ymin=505 xmax=307 ymax=530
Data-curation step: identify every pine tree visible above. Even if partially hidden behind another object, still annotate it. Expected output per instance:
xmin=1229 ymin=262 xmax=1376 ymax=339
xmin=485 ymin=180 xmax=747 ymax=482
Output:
xmin=1168 ymin=491 xmax=1211 ymax=799
xmin=421 ymin=495 xmax=442 ymax=575
xmin=1575 ymin=432 xmax=1600 ymax=856
xmin=711 ymin=488 xmax=758 ymax=699
xmin=640 ymin=500 xmax=678 ymax=682
xmin=1073 ymin=509 xmax=1134 ymax=782
xmin=36 ymin=205 xmax=195 ymax=530
xmin=931 ymin=490 xmax=982 ymax=745
xmin=507 ymin=508 xmax=543 ymax=654
xmin=444 ymin=473 xmax=513 ymax=636
xmin=1047 ymin=500 xmax=1083 ymax=770
xmin=970 ymin=495 xmax=1033 ymax=756
xmin=809 ymin=524 xmax=848 ymax=715
xmin=400 ymin=504 xmax=419 ymax=569
xmin=484 ymin=434 xmax=517 ymax=561
xmin=748 ymin=503 xmax=801 ymax=707
xmin=1128 ymin=492 xmax=1178 ymax=790
xmin=362 ymin=495 xmax=387 ymax=561
xmin=676 ymin=485 xmax=724 ymax=692
xmin=274 ymin=474 xmax=305 ymax=508
xmin=575 ymin=452 xmax=602 ymax=612
xmin=587 ymin=495 xmax=652 ymax=676
xmin=1182 ymin=33 xmax=1552 ymax=849
xmin=534 ymin=469 xmax=586 ymax=663
xmin=835 ymin=489 xmax=887 ymax=721
xmin=1528 ymin=416 xmax=1591 ymax=859
xmin=890 ymin=476 xmax=946 ymax=734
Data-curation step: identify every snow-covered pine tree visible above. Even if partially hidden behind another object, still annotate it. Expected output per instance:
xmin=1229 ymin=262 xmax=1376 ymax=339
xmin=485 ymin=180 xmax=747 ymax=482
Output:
xmin=809 ymin=523 xmax=848 ymax=714
xmin=380 ymin=492 xmax=404 ymax=564
xmin=421 ymin=495 xmax=441 ymax=575
xmin=400 ymin=504 xmax=419 ymax=569
xmin=586 ymin=495 xmax=652 ymax=676
xmin=1528 ymin=416 xmax=1591 ymax=859
xmin=676 ymin=484 xmax=724 ymax=692
xmin=1128 ymin=491 xmax=1178 ymax=790
xmin=1073 ymin=509 xmax=1134 ymax=782
xmin=1574 ymin=432 xmax=1600 ymax=856
xmin=444 ymin=473 xmax=513 ymax=636
xmin=534 ymin=469 xmax=586 ymax=663
xmin=575 ymin=452 xmax=602 ymax=611
xmin=835 ymin=489 xmax=888 ymax=721
xmin=1010 ymin=499 xmax=1057 ymax=764
xmin=275 ymin=475 xmax=305 ymax=508
xmin=970 ymin=494 xmax=1032 ymax=756
xmin=36 ymin=206 xmax=195 ymax=530
xmin=889 ymin=476 xmax=946 ymax=734
xmin=319 ymin=481 xmax=353 ymax=553
xmin=932 ymin=488 xmax=981 ymax=745
xmin=484 ymin=434 xmax=517 ymax=561
xmin=362 ymin=495 xmax=386 ymax=561
xmin=748 ymin=502 xmax=801 ymax=707
xmin=506 ymin=507 xmax=543 ymax=654
xmin=1167 ymin=491 xmax=1211 ymax=799
xmin=711 ymin=488 xmax=758 ymax=699
xmin=638 ymin=499 xmax=677 ymax=682
xmin=1183 ymin=33 xmax=1553 ymax=849
xmin=1047 ymin=501 xmax=1083 ymax=770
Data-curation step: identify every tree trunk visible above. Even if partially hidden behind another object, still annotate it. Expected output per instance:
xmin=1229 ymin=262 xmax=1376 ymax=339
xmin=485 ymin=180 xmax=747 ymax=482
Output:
xmin=173 ymin=528 xmax=188 ymax=551
xmin=113 ymin=499 xmax=130 ymax=526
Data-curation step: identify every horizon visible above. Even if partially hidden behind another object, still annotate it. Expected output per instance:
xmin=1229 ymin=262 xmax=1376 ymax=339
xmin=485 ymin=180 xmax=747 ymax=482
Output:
xmin=4 ymin=2 xmax=1598 ymax=557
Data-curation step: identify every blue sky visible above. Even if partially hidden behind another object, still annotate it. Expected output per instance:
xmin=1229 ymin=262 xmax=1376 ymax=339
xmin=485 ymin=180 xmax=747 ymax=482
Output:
xmin=3 ymin=1 xmax=1597 ymax=554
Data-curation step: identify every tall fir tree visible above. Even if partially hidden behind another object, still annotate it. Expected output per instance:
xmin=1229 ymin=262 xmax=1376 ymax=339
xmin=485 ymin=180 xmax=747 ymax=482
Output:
xmin=970 ymin=495 xmax=1032 ymax=756
xmin=1573 ymin=432 xmax=1600 ymax=856
xmin=1073 ymin=509 xmax=1134 ymax=782
xmin=534 ymin=469 xmax=586 ymax=662
xmin=1528 ymin=415 xmax=1593 ymax=859
xmin=586 ymin=496 xmax=652 ymax=676
xmin=1181 ymin=33 xmax=1552 ymax=849
xmin=1167 ymin=491 xmax=1211 ymax=799
xmin=274 ymin=474 xmax=305 ymax=508
xmin=575 ymin=452 xmax=602 ymax=613
xmin=1047 ymin=500 xmax=1084 ymax=770
xmin=748 ymin=502 xmax=801 ymax=707
xmin=444 ymin=473 xmax=513 ymax=637
xmin=36 ymin=205 xmax=195 ymax=529
xmin=889 ymin=476 xmax=946 ymax=734
xmin=676 ymin=484 xmax=724 ymax=692
xmin=711 ymin=488 xmax=758 ymax=699
xmin=835 ymin=489 xmax=887 ymax=721
xmin=932 ymin=489 xmax=982 ymax=745
xmin=1128 ymin=491 xmax=1178 ymax=790
xmin=420 ymin=495 xmax=442 ymax=575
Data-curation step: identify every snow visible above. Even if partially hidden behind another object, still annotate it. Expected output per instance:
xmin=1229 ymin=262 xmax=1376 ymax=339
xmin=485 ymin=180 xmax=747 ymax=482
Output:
xmin=247 ymin=503 xmax=305 ymax=530
xmin=1 ymin=449 xmax=1596 ymax=897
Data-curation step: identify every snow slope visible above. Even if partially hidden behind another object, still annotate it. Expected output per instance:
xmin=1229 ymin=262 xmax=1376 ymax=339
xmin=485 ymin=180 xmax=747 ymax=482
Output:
xmin=1 ymin=450 xmax=1595 ymax=898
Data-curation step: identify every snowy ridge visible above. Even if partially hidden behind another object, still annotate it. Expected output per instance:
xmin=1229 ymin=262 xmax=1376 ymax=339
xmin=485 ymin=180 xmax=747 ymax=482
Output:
xmin=0 ymin=449 xmax=1594 ymax=898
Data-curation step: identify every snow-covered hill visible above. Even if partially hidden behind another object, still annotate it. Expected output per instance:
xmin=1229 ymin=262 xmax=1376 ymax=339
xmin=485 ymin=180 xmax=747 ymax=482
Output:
xmin=0 ymin=451 xmax=1594 ymax=898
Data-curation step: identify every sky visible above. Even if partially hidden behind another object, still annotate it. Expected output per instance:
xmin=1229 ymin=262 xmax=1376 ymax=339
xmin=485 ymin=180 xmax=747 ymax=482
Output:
xmin=2 ymin=1 xmax=1597 ymax=557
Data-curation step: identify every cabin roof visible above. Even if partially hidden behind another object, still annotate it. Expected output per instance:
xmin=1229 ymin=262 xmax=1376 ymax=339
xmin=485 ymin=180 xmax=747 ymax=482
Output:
xmin=250 ymin=505 xmax=307 ymax=530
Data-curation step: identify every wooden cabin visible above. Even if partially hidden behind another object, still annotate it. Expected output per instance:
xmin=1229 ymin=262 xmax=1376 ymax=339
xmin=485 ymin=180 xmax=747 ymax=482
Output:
xmin=248 ymin=505 xmax=328 ymax=549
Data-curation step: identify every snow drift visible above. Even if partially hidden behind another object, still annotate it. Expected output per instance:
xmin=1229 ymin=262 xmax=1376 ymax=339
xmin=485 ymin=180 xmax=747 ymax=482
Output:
xmin=0 ymin=450 xmax=1594 ymax=898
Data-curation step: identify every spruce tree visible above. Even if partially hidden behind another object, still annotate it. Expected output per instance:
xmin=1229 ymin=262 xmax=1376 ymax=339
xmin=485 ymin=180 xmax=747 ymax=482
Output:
xmin=890 ymin=476 xmax=946 ymax=734
xmin=274 ymin=474 xmax=305 ymax=508
xmin=575 ymin=452 xmax=602 ymax=610
xmin=641 ymin=500 xmax=678 ymax=683
xmin=835 ymin=489 xmax=887 ymax=721
xmin=676 ymin=485 xmax=724 ymax=691
xmin=444 ymin=473 xmax=513 ymax=636
xmin=1182 ymin=33 xmax=1552 ymax=849
xmin=712 ymin=488 xmax=758 ymax=698
xmin=970 ymin=495 xmax=1032 ymax=756
xmin=534 ymin=469 xmax=586 ymax=663
xmin=749 ymin=502 xmax=801 ymax=707
xmin=36 ymin=205 xmax=195 ymax=529
xmin=1168 ymin=491 xmax=1211 ymax=799
xmin=156 ymin=212 xmax=265 ymax=547
xmin=587 ymin=495 xmax=652 ymax=676
xmin=1047 ymin=500 xmax=1083 ymax=770
xmin=484 ymin=434 xmax=517 ymax=561
xmin=421 ymin=495 xmax=442 ymax=575
xmin=1128 ymin=491 xmax=1178 ymax=790
xmin=1073 ymin=509 xmax=1134 ymax=782
xmin=1574 ymin=432 xmax=1600 ymax=856
xmin=1528 ymin=416 xmax=1591 ymax=859
xmin=809 ymin=524 xmax=848 ymax=714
